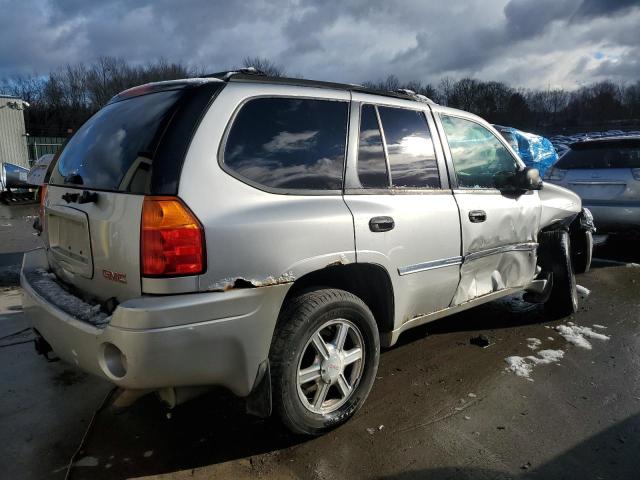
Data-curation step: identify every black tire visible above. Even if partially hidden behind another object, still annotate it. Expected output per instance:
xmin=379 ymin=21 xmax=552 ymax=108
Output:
xmin=571 ymin=230 xmax=593 ymax=274
xmin=270 ymin=288 xmax=380 ymax=435
xmin=539 ymin=230 xmax=578 ymax=318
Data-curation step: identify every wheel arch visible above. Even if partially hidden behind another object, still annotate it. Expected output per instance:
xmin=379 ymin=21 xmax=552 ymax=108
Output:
xmin=280 ymin=263 xmax=395 ymax=334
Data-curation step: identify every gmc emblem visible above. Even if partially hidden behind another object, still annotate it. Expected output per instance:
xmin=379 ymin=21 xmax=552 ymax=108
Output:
xmin=103 ymin=269 xmax=127 ymax=284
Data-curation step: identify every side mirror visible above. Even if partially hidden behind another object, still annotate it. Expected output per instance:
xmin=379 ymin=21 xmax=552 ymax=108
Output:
xmin=494 ymin=167 xmax=543 ymax=192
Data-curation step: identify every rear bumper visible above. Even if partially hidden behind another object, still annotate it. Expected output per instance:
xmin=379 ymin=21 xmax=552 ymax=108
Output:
xmin=583 ymin=203 xmax=640 ymax=233
xmin=20 ymin=248 xmax=290 ymax=396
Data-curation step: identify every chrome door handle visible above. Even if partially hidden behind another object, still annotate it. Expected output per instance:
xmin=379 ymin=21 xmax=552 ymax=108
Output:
xmin=468 ymin=210 xmax=487 ymax=223
xmin=369 ymin=216 xmax=395 ymax=232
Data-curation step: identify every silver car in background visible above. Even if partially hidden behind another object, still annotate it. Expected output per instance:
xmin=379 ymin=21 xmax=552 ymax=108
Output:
xmin=546 ymin=136 xmax=640 ymax=234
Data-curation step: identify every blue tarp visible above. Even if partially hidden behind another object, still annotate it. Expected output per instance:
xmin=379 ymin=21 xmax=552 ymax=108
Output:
xmin=493 ymin=125 xmax=558 ymax=176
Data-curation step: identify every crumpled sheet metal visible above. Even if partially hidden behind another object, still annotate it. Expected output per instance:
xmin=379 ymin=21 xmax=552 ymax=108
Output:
xmin=452 ymin=250 xmax=536 ymax=305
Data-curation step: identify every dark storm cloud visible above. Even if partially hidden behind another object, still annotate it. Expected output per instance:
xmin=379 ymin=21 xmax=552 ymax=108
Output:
xmin=574 ymin=0 xmax=639 ymax=18
xmin=0 ymin=0 xmax=638 ymax=89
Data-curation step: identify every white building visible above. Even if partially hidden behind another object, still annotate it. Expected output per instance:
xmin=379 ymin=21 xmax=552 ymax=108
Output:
xmin=0 ymin=95 xmax=29 ymax=168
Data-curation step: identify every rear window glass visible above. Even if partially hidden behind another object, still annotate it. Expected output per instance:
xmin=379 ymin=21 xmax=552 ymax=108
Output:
xmin=377 ymin=106 xmax=440 ymax=189
xmin=223 ymin=97 xmax=348 ymax=191
xmin=556 ymin=145 xmax=640 ymax=169
xmin=49 ymin=90 xmax=184 ymax=192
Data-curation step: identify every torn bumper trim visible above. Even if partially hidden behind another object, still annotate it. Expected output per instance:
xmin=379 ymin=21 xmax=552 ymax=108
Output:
xmin=20 ymin=248 xmax=290 ymax=396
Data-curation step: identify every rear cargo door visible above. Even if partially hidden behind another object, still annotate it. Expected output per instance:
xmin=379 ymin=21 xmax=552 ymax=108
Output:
xmin=44 ymin=186 xmax=143 ymax=302
xmin=43 ymin=84 xmax=221 ymax=302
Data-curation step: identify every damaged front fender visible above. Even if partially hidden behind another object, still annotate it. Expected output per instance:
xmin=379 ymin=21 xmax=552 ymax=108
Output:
xmin=539 ymin=182 xmax=581 ymax=231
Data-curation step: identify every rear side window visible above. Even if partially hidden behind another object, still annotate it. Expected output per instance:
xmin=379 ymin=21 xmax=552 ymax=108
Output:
xmin=556 ymin=144 xmax=640 ymax=169
xmin=50 ymin=90 xmax=184 ymax=193
xmin=357 ymin=105 xmax=389 ymax=188
xmin=441 ymin=115 xmax=518 ymax=189
xmin=223 ymin=97 xmax=348 ymax=191
xmin=377 ymin=106 xmax=440 ymax=189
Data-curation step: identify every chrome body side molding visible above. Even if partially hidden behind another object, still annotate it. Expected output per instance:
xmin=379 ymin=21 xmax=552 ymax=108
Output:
xmin=398 ymin=256 xmax=463 ymax=276
xmin=398 ymin=242 xmax=538 ymax=276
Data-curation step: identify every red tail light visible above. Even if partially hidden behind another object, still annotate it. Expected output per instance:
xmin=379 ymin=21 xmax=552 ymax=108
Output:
xmin=141 ymin=196 xmax=205 ymax=277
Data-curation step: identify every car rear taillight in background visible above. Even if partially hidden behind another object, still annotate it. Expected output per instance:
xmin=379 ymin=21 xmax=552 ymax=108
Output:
xmin=36 ymin=184 xmax=48 ymax=232
xmin=545 ymin=167 xmax=567 ymax=181
xmin=632 ymin=168 xmax=640 ymax=181
xmin=141 ymin=196 xmax=205 ymax=276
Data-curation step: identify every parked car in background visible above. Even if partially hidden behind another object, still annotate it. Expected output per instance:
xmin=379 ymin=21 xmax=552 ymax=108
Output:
xmin=493 ymin=125 xmax=559 ymax=177
xmin=22 ymin=71 xmax=588 ymax=435
xmin=27 ymin=153 xmax=55 ymax=187
xmin=545 ymin=136 xmax=640 ymax=236
xmin=0 ymin=161 xmax=33 ymax=204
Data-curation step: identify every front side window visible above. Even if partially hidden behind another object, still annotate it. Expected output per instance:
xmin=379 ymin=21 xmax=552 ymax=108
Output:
xmin=441 ymin=115 xmax=518 ymax=189
xmin=223 ymin=97 xmax=348 ymax=191
xmin=357 ymin=104 xmax=389 ymax=188
xmin=378 ymin=106 xmax=440 ymax=189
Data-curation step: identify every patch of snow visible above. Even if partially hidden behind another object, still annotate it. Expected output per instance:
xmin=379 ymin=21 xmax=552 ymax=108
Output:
xmin=24 ymin=269 xmax=108 ymax=326
xmin=547 ymin=337 xmax=555 ymax=341
xmin=576 ymin=285 xmax=590 ymax=298
xmin=526 ymin=338 xmax=542 ymax=350
xmin=592 ymin=324 xmax=607 ymax=330
xmin=505 ymin=356 xmax=534 ymax=378
xmin=505 ymin=349 xmax=565 ymax=379
xmin=143 ymin=450 xmax=154 ymax=458
xmin=555 ymin=324 xmax=610 ymax=350
xmin=528 ymin=349 xmax=564 ymax=365
xmin=468 ymin=392 xmax=477 ymax=398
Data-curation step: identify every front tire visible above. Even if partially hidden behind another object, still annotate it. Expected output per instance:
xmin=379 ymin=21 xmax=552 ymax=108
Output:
xmin=540 ymin=230 xmax=578 ymax=318
xmin=571 ymin=230 xmax=593 ymax=274
xmin=270 ymin=289 xmax=380 ymax=435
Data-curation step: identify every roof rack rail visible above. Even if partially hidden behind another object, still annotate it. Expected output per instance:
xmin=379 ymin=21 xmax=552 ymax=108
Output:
xmin=197 ymin=71 xmax=438 ymax=104
xmin=394 ymin=89 xmax=435 ymax=103
xmin=203 ymin=67 xmax=267 ymax=81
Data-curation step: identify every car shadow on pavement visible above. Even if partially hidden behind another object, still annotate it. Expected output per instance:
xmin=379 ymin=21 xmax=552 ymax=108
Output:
xmin=375 ymin=413 xmax=640 ymax=480
xmin=395 ymin=294 xmax=546 ymax=348
xmin=68 ymin=388 xmax=304 ymax=479
xmin=592 ymin=236 xmax=640 ymax=267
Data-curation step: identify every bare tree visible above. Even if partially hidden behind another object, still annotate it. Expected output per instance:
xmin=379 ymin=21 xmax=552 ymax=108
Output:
xmin=3 ymin=58 xmax=639 ymax=137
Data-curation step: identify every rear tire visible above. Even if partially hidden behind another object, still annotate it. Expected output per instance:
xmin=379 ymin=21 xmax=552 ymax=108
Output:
xmin=571 ymin=230 xmax=593 ymax=274
xmin=540 ymin=230 xmax=578 ymax=318
xmin=270 ymin=288 xmax=380 ymax=435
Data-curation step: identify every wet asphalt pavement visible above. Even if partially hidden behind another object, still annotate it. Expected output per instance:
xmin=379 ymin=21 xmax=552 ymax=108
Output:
xmin=1 ymin=237 xmax=639 ymax=480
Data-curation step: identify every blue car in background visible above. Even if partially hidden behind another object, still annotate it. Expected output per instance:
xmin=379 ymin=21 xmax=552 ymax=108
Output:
xmin=493 ymin=125 xmax=558 ymax=177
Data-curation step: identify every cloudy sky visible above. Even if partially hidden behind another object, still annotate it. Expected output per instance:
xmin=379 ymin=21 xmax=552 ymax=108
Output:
xmin=1 ymin=0 xmax=638 ymax=89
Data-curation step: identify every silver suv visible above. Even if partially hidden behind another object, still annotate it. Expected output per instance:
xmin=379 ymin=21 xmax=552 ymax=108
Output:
xmin=21 ymin=71 xmax=590 ymax=435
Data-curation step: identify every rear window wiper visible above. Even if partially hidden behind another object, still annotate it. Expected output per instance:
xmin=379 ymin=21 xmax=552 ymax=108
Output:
xmin=64 ymin=173 xmax=84 ymax=185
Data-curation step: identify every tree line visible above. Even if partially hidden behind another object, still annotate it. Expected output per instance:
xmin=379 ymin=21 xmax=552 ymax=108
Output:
xmin=1 ymin=56 xmax=638 ymax=137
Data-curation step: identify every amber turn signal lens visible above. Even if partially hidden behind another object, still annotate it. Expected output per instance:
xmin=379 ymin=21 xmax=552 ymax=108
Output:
xmin=141 ymin=196 xmax=205 ymax=276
